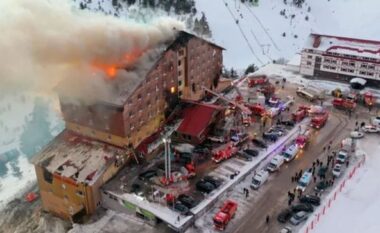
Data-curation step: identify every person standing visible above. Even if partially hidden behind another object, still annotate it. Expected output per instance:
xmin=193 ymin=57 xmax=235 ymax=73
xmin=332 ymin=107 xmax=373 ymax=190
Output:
xmin=266 ymin=215 xmax=270 ymax=224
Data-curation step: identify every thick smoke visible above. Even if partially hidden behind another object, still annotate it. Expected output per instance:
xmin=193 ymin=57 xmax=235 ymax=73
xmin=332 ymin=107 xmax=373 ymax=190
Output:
xmin=0 ymin=0 xmax=185 ymax=104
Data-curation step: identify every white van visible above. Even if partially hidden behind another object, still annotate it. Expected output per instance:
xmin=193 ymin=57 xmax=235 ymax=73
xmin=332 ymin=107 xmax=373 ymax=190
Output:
xmin=282 ymin=144 xmax=299 ymax=162
xmin=296 ymin=171 xmax=313 ymax=192
xmin=267 ymin=155 xmax=285 ymax=172
xmin=251 ymin=170 xmax=269 ymax=190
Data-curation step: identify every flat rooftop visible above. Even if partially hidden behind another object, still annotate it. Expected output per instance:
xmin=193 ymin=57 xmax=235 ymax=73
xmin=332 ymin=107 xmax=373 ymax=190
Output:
xmin=32 ymin=130 xmax=126 ymax=185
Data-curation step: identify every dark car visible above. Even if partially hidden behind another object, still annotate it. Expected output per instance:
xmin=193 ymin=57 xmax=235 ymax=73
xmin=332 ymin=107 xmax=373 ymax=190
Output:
xmin=252 ymin=138 xmax=268 ymax=148
xmin=277 ymin=120 xmax=295 ymax=127
xmin=263 ymin=128 xmax=286 ymax=141
xmin=237 ymin=151 xmax=253 ymax=161
xmin=317 ymin=166 xmax=328 ymax=178
xmin=315 ymin=181 xmax=329 ymax=192
xmin=196 ymin=180 xmax=216 ymax=193
xmin=193 ymin=146 xmax=210 ymax=155
xmin=138 ymin=170 xmax=157 ymax=181
xmin=299 ymin=195 xmax=321 ymax=206
xmin=173 ymin=202 xmax=191 ymax=215
xmin=291 ymin=203 xmax=314 ymax=213
xmin=178 ymin=194 xmax=197 ymax=209
xmin=202 ymin=176 xmax=223 ymax=188
xmin=277 ymin=208 xmax=292 ymax=223
xmin=243 ymin=149 xmax=259 ymax=157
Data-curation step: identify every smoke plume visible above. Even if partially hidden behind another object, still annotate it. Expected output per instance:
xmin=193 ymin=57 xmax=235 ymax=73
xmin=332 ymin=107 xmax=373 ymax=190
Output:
xmin=0 ymin=0 xmax=185 ymax=104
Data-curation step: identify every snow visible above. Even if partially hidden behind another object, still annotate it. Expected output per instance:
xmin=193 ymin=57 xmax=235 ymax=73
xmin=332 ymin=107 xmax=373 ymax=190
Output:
xmin=304 ymin=135 xmax=380 ymax=233
xmin=195 ymin=0 xmax=380 ymax=69
xmin=0 ymin=93 xmax=63 ymax=209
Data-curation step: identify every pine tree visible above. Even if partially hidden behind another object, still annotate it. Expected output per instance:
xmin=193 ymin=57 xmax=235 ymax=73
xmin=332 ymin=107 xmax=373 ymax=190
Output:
xmin=244 ymin=64 xmax=258 ymax=75
xmin=20 ymin=98 xmax=53 ymax=159
xmin=199 ymin=12 xmax=212 ymax=37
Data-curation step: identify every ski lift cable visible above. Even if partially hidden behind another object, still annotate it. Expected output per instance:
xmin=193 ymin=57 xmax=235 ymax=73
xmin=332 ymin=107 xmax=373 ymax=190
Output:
xmin=243 ymin=3 xmax=281 ymax=52
xmin=249 ymin=29 xmax=273 ymax=61
xmin=223 ymin=0 xmax=264 ymax=65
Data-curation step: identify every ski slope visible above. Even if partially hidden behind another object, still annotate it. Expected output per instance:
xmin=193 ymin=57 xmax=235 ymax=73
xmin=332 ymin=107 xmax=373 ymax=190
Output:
xmin=195 ymin=0 xmax=380 ymax=69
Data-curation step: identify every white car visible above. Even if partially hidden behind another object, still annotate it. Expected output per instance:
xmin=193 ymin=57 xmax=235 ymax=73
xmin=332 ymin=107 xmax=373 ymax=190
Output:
xmin=336 ymin=150 xmax=348 ymax=164
xmin=332 ymin=164 xmax=343 ymax=177
xmin=372 ymin=116 xmax=380 ymax=126
xmin=350 ymin=131 xmax=364 ymax=139
xmin=361 ymin=125 xmax=380 ymax=133
xmin=280 ymin=227 xmax=292 ymax=233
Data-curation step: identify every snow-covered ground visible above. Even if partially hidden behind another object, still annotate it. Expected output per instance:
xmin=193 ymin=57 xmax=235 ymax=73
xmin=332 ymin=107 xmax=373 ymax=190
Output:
xmin=0 ymin=93 xmax=63 ymax=209
xmin=307 ymin=135 xmax=380 ymax=233
xmin=196 ymin=0 xmax=380 ymax=69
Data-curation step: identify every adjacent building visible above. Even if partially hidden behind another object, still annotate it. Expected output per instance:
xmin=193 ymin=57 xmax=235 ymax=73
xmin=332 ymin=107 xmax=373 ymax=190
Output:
xmin=300 ymin=34 xmax=380 ymax=86
xmin=32 ymin=31 xmax=225 ymax=221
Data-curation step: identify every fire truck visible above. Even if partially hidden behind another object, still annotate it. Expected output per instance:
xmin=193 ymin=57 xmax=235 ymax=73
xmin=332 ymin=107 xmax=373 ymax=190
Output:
xmin=363 ymin=92 xmax=375 ymax=107
xmin=259 ymin=83 xmax=275 ymax=98
xmin=295 ymin=129 xmax=312 ymax=148
xmin=213 ymin=200 xmax=238 ymax=230
xmin=332 ymin=98 xmax=356 ymax=111
xmin=310 ymin=111 xmax=329 ymax=129
xmin=247 ymin=103 xmax=266 ymax=116
xmin=292 ymin=108 xmax=307 ymax=122
xmin=212 ymin=142 xmax=238 ymax=163
xmin=247 ymin=75 xmax=268 ymax=88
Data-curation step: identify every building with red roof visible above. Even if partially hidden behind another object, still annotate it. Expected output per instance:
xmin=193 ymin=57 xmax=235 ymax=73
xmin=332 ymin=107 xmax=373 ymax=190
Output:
xmin=174 ymin=103 xmax=224 ymax=144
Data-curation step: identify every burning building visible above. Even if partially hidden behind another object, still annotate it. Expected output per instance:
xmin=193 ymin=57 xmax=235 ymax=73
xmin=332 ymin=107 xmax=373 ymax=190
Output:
xmin=32 ymin=31 xmax=224 ymax=221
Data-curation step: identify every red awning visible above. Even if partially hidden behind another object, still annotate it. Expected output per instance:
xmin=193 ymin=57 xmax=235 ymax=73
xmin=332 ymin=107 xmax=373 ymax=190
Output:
xmin=177 ymin=103 xmax=222 ymax=138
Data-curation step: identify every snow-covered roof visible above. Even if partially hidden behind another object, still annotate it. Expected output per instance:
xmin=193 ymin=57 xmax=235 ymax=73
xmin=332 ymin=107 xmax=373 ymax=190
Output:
xmin=32 ymin=130 xmax=125 ymax=185
xmin=350 ymin=77 xmax=367 ymax=85
xmin=305 ymin=34 xmax=380 ymax=60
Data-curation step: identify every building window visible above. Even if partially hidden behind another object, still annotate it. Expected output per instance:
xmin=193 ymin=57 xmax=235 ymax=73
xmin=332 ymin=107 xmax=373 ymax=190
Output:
xmin=341 ymin=68 xmax=348 ymax=72
xmin=178 ymin=60 xmax=181 ymax=66
xmin=179 ymin=91 xmax=183 ymax=96
xmin=348 ymin=69 xmax=354 ymax=73
xmin=178 ymin=80 xmax=182 ymax=86
xmin=178 ymin=70 xmax=182 ymax=76
xmin=359 ymin=71 xmax=366 ymax=75
xmin=306 ymin=61 xmax=312 ymax=66
xmin=367 ymin=72 xmax=374 ymax=76
xmin=192 ymin=83 xmax=196 ymax=93
xmin=349 ymin=62 xmax=355 ymax=66
xmin=342 ymin=62 xmax=349 ymax=66
xmin=361 ymin=64 xmax=367 ymax=68
xmin=368 ymin=65 xmax=375 ymax=70
xmin=307 ymin=55 xmax=313 ymax=59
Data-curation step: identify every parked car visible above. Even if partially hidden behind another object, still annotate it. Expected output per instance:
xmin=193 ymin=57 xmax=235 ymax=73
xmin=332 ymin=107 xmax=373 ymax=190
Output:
xmin=277 ymin=120 xmax=295 ymax=127
xmin=291 ymin=203 xmax=314 ymax=213
xmin=361 ymin=125 xmax=380 ymax=133
xmin=315 ymin=181 xmax=329 ymax=193
xmin=138 ymin=170 xmax=157 ymax=181
xmin=290 ymin=211 xmax=309 ymax=225
xmin=252 ymin=138 xmax=268 ymax=148
xmin=237 ymin=151 xmax=253 ymax=161
xmin=193 ymin=146 xmax=210 ymax=155
xmin=336 ymin=150 xmax=349 ymax=164
xmin=332 ymin=164 xmax=343 ymax=177
xmin=243 ymin=148 xmax=259 ymax=157
xmin=350 ymin=131 xmax=364 ymax=139
xmin=263 ymin=127 xmax=286 ymax=140
xmin=196 ymin=180 xmax=216 ymax=193
xmin=173 ymin=202 xmax=191 ymax=215
xmin=371 ymin=116 xmax=380 ymax=126
xmin=280 ymin=226 xmax=292 ymax=233
xmin=202 ymin=176 xmax=223 ymax=188
xmin=299 ymin=195 xmax=320 ymax=206
xmin=178 ymin=194 xmax=197 ymax=209
xmin=277 ymin=208 xmax=293 ymax=223
xmin=317 ymin=166 xmax=328 ymax=178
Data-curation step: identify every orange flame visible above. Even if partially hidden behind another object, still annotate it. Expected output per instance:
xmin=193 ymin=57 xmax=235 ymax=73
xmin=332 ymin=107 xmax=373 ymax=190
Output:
xmin=92 ymin=49 xmax=144 ymax=80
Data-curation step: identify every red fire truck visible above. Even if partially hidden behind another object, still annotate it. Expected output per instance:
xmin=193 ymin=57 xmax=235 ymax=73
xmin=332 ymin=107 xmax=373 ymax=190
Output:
xmin=295 ymin=129 xmax=312 ymax=148
xmin=259 ymin=83 xmax=275 ymax=98
xmin=363 ymin=92 xmax=375 ymax=107
xmin=292 ymin=108 xmax=307 ymax=122
xmin=332 ymin=98 xmax=356 ymax=111
xmin=310 ymin=111 xmax=329 ymax=129
xmin=213 ymin=200 xmax=238 ymax=230
xmin=247 ymin=75 xmax=268 ymax=88
xmin=212 ymin=142 xmax=238 ymax=163
xmin=247 ymin=103 xmax=266 ymax=116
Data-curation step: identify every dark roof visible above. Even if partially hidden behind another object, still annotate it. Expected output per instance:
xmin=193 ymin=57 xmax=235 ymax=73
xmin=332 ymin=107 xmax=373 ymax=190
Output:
xmin=167 ymin=31 xmax=225 ymax=51
xmin=177 ymin=103 xmax=223 ymax=138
